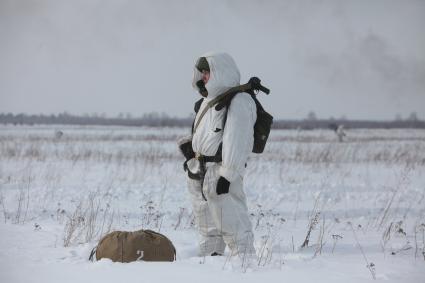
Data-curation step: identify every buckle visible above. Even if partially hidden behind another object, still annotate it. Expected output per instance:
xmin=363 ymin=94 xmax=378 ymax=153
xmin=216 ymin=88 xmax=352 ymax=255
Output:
xmin=195 ymin=152 xmax=202 ymax=160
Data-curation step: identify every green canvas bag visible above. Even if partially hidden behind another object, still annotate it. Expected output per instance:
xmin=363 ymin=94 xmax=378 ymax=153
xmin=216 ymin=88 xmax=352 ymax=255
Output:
xmin=90 ymin=229 xmax=176 ymax=262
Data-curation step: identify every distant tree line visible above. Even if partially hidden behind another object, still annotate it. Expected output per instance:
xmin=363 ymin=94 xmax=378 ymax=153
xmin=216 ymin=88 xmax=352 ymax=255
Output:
xmin=0 ymin=112 xmax=192 ymax=127
xmin=0 ymin=112 xmax=424 ymax=129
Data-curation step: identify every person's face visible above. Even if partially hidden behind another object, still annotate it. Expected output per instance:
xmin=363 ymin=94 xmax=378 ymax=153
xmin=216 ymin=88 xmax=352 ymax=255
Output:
xmin=201 ymin=70 xmax=210 ymax=84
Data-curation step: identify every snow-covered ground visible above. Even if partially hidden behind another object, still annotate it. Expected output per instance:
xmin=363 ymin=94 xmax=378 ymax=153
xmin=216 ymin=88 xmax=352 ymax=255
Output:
xmin=0 ymin=125 xmax=424 ymax=283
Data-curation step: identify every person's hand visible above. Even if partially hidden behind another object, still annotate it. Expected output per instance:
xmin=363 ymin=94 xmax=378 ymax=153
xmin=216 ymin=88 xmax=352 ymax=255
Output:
xmin=216 ymin=176 xmax=230 ymax=195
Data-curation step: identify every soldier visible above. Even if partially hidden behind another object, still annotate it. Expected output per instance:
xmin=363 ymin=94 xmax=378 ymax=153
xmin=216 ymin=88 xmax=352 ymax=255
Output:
xmin=179 ymin=52 xmax=256 ymax=257
xmin=336 ymin=125 xmax=346 ymax=142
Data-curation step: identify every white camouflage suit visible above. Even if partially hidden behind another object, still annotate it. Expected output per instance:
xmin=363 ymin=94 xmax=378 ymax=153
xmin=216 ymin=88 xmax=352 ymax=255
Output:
xmin=185 ymin=52 xmax=256 ymax=256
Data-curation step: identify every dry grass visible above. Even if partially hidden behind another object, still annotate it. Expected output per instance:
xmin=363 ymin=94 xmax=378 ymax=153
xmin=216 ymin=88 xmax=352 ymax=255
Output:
xmin=63 ymin=193 xmax=115 ymax=247
xmin=1 ymin=126 xmax=424 ymax=271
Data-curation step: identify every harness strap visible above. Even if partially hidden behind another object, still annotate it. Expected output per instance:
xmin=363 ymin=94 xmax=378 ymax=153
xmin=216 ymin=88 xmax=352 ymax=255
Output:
xmin=184 ymin=144 xmax=223 ymax=181
xmin=196 ymin=153 xmax=222 ymax=163
xmin=184 ymin=145 xmax=223 ymax=201
xmin=193 ymin=83 xmax=252 ymax=134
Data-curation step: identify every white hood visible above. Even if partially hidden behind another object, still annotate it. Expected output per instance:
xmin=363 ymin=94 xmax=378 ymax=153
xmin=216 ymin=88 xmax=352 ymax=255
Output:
xmin=192 ymin=52 xmax=241 ymax=99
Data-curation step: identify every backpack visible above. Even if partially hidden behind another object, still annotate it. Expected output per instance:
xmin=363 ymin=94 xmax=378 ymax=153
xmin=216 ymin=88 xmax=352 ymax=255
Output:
xmin=192 ymin=77 xmax=273 ymax=154
xmin=90 ymin=229 xmax=176 ymax=262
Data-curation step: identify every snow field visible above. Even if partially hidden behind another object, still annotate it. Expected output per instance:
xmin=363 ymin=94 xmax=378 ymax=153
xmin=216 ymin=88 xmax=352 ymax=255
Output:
xmin=0 ymin=125 xmax=424 ymax=282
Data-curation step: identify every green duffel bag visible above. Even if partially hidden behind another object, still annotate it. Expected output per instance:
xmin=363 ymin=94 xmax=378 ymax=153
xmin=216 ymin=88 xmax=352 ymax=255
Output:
xmin=90 ymin=229 xmax=176 ymax=262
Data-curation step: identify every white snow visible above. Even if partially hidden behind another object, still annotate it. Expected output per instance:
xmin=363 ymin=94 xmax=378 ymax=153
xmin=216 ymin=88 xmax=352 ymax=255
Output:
xmin=0 ymin=125 xmax=424 ymax=283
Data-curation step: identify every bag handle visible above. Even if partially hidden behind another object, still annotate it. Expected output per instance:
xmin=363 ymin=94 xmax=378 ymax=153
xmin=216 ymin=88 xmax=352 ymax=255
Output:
xmin=88 ymin=246 xmax=97 ymax=261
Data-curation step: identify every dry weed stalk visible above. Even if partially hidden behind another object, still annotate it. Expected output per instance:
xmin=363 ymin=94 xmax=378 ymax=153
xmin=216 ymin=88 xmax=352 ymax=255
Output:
xmin=313 ymin=216 xmax=326 ymax=257
xmin=0 ymin=192 xmax=8 ymax=223
xmin=301 ymin=211 xmax=320 ymax=248
xmin=174 ymin=207 xmax=185 ymax=230
xmin=291 ymin=235 xmax=295 ymax=252
xmin=349 ymin=222 xmax=376 ymax=280
xmin=381 ymin=221 xmax=407 ymax=253
xmin=140 ymin=199 xmax=163 ymax=229
xmin=377 ymin=164 xmax=411 ymax=230
xmin=278 ymin=240 xmax=284 ymax=268
xmin=391 ymin=243 xmax=412 ymax=255
xmin=63 ymin=201 xmax=84 ymax=247
xmin=63 ymin=194 xmax=114 ymax=247
xmin=257 ymin=234 xmax=270 ymax=266
xmin=331 ymin=234 xmax=343 ymax=253
xmin=415 ymin=223 xmax=425 ymax=260
xmin=84 ymin=193 xmax=101 ymax=242
xmin=13 ymin=175 xmax=32 ymax=224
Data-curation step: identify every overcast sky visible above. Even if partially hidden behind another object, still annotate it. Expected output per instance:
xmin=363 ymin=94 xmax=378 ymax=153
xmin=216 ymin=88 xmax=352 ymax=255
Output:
xmin=1 ymin=0 xmax=424 ymax=120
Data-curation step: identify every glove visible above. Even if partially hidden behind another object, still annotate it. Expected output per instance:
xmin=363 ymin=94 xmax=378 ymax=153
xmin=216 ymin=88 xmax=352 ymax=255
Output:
xmin=216 ymin=176 xmax=230 ymax=195
xmin=177 ymin=138 xmax=194 ymax=161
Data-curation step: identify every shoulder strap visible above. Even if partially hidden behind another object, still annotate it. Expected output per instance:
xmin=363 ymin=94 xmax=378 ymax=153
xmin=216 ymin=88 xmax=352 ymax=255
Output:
xmin=194 ymin=98 xmax=204 ymax=113
xmin=191 ymin=98 xmax=204 ymax=134
xmin=192 ymin=83 xmax=252 ymax=134
xmin=219 ymin=92 xmax=257 ymax=133
xmin=250 ymin=94 xmax=264 ymax=112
